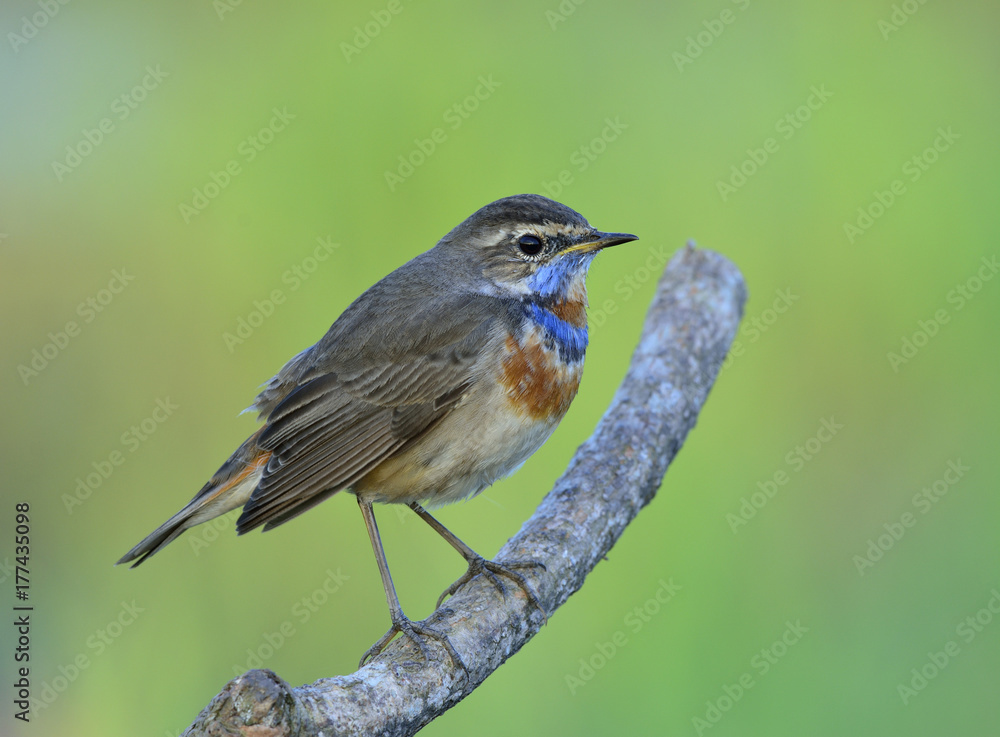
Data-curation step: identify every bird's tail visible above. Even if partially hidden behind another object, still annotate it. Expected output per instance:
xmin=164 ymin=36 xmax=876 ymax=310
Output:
xmin=116 ymin=429 xmax=272 ymax=568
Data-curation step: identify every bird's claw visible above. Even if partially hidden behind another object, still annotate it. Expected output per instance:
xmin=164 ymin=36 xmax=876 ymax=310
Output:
xmin=437 ymin=556 xmax=548 ymax=623
xmin=359 ymin=614 xmax=467 ymax=671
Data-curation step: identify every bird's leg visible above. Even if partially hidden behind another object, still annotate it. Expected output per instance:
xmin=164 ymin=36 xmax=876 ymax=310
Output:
xmin=408 ymin=502 xmax=547 ymax=619
xmin=357 ymin=498 xmax=466 ymax=670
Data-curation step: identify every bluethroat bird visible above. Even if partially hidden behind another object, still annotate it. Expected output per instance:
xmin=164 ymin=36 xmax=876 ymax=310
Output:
xmin=118 ymin=194 xmax=637 ymax=666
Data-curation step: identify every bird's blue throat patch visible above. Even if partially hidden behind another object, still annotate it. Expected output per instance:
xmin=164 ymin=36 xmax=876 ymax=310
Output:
xmin=524 ymin=253 xmax=596 ymax=363
xmin=525 ymin=301 xmax=588 ymax=363
xmin=521 ymin=251 xmax=594 ymax=362
xmin=527 ymin=251 xmax=595 ymax=297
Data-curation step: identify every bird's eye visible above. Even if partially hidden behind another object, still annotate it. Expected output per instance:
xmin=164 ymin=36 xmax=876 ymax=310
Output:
xmin=517 ymin=234 xmax=543 ymax=256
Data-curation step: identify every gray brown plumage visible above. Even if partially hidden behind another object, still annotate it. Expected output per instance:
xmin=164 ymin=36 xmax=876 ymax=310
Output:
xmin=117 ymin=194 xmax=636 ymax=667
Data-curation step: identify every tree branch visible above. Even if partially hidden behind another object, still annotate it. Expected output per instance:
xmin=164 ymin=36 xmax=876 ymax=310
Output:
xmin=183 ymin=244 xmax=747 ymax=737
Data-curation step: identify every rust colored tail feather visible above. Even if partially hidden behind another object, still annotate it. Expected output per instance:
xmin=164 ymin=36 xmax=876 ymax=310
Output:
xmin=116 ymin=431 xmax=271 ymax=568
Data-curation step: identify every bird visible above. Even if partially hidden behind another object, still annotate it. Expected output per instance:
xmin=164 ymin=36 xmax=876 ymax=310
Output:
xmin=117 ymin=193 xmax=637 ymax=667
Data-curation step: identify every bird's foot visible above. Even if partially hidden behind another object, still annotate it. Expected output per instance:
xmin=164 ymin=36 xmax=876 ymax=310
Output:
xmin=437 ymin=556 xmax=548 ymax=622
xmin=359 ymin=612 xmax=466 ymax=671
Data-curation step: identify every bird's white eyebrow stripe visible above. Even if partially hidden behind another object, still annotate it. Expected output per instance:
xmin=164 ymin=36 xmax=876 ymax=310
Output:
xmin=511 ymin=222 xmax=592 ymax=239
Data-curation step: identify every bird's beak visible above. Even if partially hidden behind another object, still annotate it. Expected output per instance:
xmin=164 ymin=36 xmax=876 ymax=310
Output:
xmin=563 ymin=230 xmax=639 ymax=255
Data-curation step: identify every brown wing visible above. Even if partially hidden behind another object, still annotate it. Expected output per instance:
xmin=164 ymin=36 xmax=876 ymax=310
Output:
xmin=236 ymin=278 xmax=507 ymax=534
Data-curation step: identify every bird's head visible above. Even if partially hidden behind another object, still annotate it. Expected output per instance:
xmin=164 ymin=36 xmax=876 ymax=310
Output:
xmin=438 ymin=194 xmax=637 ymax=301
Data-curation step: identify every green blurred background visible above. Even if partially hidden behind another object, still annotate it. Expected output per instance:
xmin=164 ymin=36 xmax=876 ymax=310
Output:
xmin=2 ymin=1 xmax=998 ymax=735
